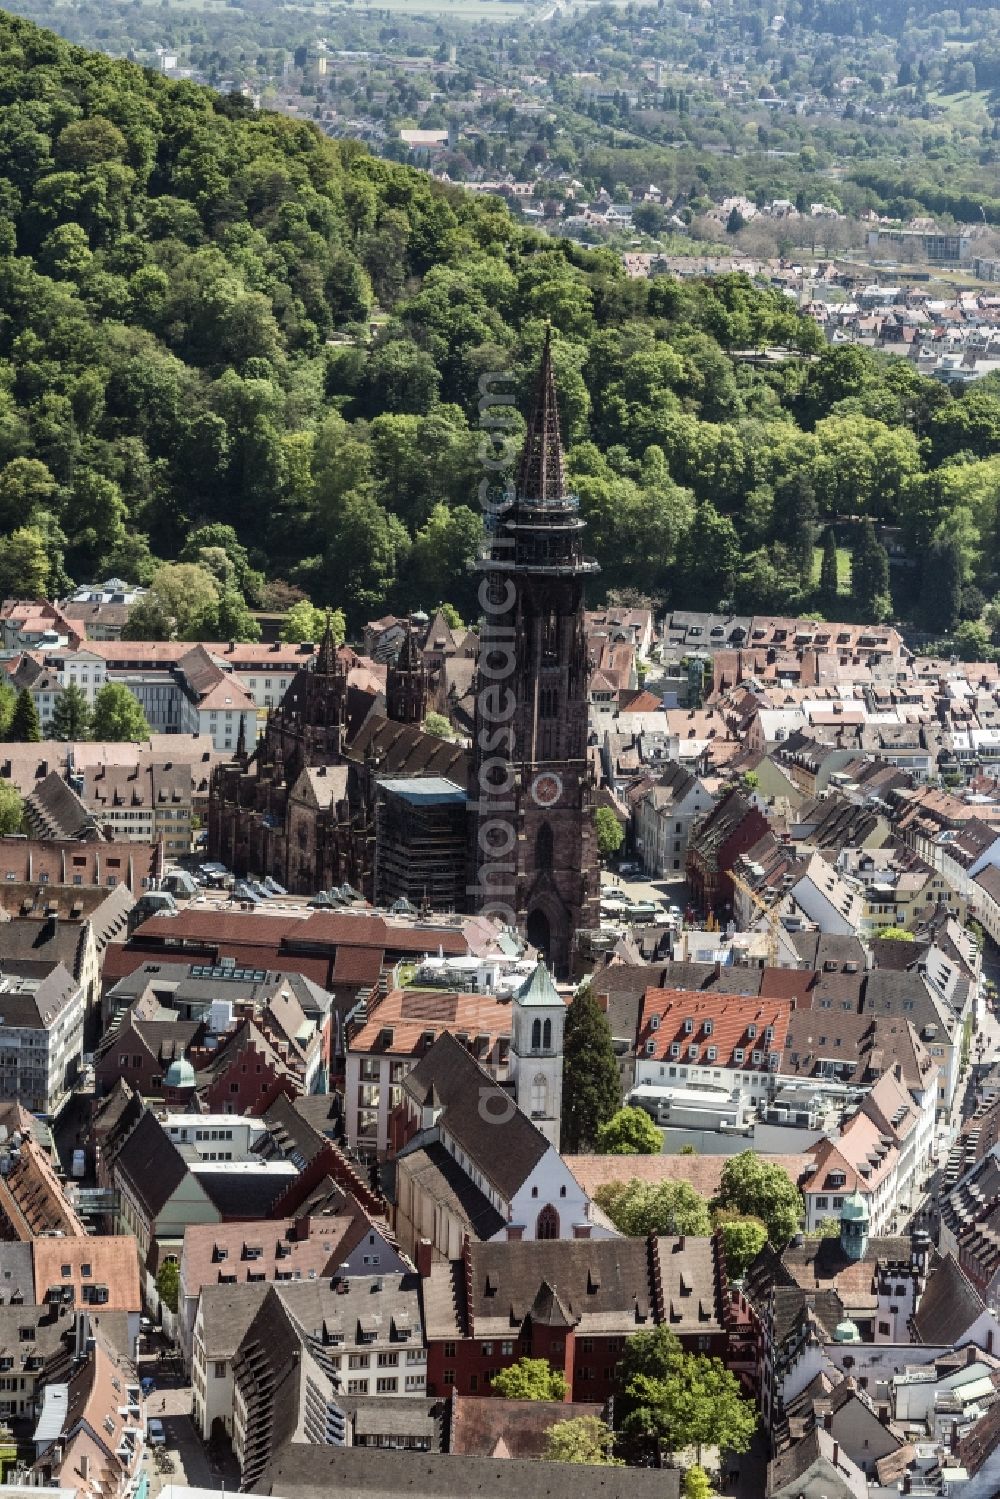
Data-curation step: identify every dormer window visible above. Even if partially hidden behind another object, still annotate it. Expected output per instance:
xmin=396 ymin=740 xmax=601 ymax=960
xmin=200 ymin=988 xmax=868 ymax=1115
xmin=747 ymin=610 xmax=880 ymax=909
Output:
xmin=683 ymin=1018 xmax=694 ymax=1034
xmin=734 ymin=1048 xmax=745 ymax=1063
xmin=670 ymin=1042 xmax=681 ymax=1058
xmin=747 ymin=1024 xmax=757 ymax=1041
xmin=703 ymin=1019 xmax=713 ymax=1036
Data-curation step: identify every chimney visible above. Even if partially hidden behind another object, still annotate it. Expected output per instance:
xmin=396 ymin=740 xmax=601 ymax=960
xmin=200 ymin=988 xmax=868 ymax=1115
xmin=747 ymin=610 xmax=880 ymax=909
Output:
xmin=293 ymin=1215 xmax=312 ymax=1242
xmin=677 ymin=1234 xmax=686 ymax=1251
xmin=416 ymin=1238 xmax=434 ymax=1278
xmin=832 ymin=1441 xmax=840 ymax=1467
xmin=823 ymin=1410 xmax=833 ymax=1431
xmin=80 ymin=1455 xmax=90 ymax=1482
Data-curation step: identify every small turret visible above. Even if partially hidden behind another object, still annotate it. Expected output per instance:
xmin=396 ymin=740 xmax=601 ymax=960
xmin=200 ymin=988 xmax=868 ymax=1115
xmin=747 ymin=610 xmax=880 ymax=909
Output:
xmin=840 ymin=1189 xmax=870 ymax=1262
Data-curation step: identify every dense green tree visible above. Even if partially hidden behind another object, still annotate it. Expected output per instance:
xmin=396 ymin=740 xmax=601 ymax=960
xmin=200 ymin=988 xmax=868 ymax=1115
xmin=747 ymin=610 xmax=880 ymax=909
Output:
xmin=492 ymin=1358 xmax=567 ymax=1402
xmin=714 ymin=1214 xmax=769 ymax=1278
xmin=954 ymin=619 xmax=993 ymax=661
xmin=774 ymin=471 xmax=818 ymax=586
xmin=0 ymin=683 xmax=16 ymax=742
xmin=596 ymin=1106 xmax=662 ymax=1155
xmin=680 ymin=501 xmax=741 ymax=609
xmin=91 ymin=683 xmax=151 ymax=741
xmin=615 ymin=1327 xmax=757 ymax=1463
xmin=49 ymin=684 xmax=93 ymax=741
xmin=922 ymin=537 xmax=963 ymax=634
xmin=0 ymin=783 xmax=23 ymax=836
xmin=542 ymin=1417 xmax=622 ymax=1466
xmin=280 ymin=601 xmax=345 ymax=644
xmin=593 ymin=806 xmax=624 ymax=860
xmin=715 ymin=1152 xmax=803 ymax=1247
xmin=819 ymin=526 xmax=839 ymax=604
xmin=595 ymin=1178 xmax=712 ymax=1236
xmin=404 ymin=503 xmax=482 ymax=619
xmin=123 ymin=564 xmax=220 ymax=640
xmin=8 ymin=688 xmax=41 ymax=743
xmin=422 ymin=712 xmax=454 ymax=740
xmin=0 ymin=529 xmax=50 ymax=600
xmin=850 ymin=518 xmax=892 ymax=621
xmin=560 ymin=986 xmax=621 ymax=1153
xmin=155 ymin=1259 xmax=179 ymax=1314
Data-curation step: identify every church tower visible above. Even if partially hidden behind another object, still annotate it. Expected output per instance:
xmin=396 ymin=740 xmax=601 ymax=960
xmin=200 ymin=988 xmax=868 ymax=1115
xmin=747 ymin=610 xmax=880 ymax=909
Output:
xmin=509 ymin=959 xmax=565 ymax=1149
xmin=386 ymin=620 xmax=427 ymax=725
xmin=471 ymin=331 xmax=599 ymax=976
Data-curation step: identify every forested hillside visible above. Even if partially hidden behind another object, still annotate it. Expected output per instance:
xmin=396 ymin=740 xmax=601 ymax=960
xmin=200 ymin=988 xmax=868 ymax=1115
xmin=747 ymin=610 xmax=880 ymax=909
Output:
xmin=0 ymin=9 xmax=1000 ymax=638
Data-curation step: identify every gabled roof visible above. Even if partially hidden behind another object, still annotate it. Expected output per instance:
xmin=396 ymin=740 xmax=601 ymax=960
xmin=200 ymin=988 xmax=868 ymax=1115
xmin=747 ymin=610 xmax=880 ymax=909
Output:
xmin=401 ymin=1034 xmax=548 ymax=1200
xmin=912 ymin=1252 xmax=987 ymax=1344
xmin=111 ymin=1109 xmax=193 ymax=1219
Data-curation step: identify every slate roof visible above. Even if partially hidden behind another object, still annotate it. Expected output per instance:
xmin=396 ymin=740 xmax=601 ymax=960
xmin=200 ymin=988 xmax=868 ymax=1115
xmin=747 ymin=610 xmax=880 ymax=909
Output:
xmin=401 ymin=1033 xmax=549 ymax=1200
xmin=912 ymin=1252 xmax=986 ymax=1344
xmin=261 ymin=1444 xmax=681 ymax=1499
xmin=111 ymin=1109 xmax=191 ymax=1219
xmin=394 ymin=1143 xmax=505 ymax=1242
xmin=25 ymin=771 xmax=101 ymax=841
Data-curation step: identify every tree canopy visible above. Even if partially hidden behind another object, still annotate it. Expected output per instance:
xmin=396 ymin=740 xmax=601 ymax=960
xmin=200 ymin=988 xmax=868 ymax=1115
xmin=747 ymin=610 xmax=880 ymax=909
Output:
xmin=491 ymin=1358 xmax=568 ymax=1402
xmin=596 ymin=1106 xmax=662 ymax=1155
xmin=91 ymin=683 xmax=152 ymax=742
xmin=614 ymin=1327 xmax=757 ymax=1463
xmin=560 ymin=986 xmax=621 ymax=1153
xmin=595 ymin=1178 xmax=712 ymax=1237
xmin=541 ymin=1417 xmax=623 ymax=1466
xmin=0 ymin=12 xmax=993 ymax=632
xmin=715 ymin=1152 xmax=803 ymax=1248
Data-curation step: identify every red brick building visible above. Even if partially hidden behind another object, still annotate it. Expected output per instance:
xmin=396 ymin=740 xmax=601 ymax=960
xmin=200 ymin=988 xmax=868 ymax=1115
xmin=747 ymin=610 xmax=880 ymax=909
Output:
xmin=420 ymin=1232 xmax=728 ymax=1403
xmin=686 ymin=789 xmax=769 ymax=918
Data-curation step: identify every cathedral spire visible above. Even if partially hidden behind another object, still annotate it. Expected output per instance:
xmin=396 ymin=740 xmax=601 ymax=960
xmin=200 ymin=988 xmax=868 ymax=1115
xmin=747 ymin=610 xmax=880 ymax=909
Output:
xmin=316 ymin=611 xmax=338 ymax=675
xmin=516 ymin=325 xmax=566 ymax=504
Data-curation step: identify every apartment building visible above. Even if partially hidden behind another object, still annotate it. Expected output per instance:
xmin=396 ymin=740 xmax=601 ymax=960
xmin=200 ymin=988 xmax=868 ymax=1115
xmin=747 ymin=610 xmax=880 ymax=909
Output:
xmin=0 ymin=962 xmax=85 ymax=1117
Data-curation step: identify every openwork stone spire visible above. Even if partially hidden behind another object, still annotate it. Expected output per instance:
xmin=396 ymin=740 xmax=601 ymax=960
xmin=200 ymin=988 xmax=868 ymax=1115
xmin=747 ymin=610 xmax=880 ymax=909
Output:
xmin=316 ymin=611 xmax=339 ymax=675
xmin=516 ymin=326 xmax=566 ymax=504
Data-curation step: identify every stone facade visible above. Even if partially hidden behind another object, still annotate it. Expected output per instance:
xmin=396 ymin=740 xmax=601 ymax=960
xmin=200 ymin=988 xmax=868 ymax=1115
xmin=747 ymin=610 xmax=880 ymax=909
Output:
xmin=471 ymin=332 xmax=600 ymax=974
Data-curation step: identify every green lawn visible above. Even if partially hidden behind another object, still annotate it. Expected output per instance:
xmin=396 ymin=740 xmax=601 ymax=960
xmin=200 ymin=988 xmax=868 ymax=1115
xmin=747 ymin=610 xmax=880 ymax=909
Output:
xmin=811 ymin=544 xmax=851 ymax=593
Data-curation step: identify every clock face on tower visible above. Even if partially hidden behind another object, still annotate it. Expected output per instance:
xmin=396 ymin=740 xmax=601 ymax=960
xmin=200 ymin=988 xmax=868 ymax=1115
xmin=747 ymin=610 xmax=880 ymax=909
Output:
xmin=530 ymin=771 xmax=563 ymax=808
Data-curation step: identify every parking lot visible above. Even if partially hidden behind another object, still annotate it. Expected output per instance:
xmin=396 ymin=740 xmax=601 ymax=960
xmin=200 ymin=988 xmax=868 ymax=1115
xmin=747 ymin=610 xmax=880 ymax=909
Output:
xmin=599 ymin=866 xmax=690 ymax=932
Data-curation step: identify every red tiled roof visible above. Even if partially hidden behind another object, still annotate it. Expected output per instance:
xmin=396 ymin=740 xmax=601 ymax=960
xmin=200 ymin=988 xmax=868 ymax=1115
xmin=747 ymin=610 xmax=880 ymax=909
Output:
xmin=638 ymin=986 xmax=792 ymax=1071
xmin=332 ymin=946 xmax=384 ymax=985
xmin=350 ymin=989 xmax=511 ymax=1057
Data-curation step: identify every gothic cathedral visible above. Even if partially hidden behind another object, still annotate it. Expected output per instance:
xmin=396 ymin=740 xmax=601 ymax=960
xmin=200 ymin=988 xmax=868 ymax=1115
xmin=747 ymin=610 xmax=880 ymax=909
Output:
xmin=471 ymin=332 xmax=600 ymax=976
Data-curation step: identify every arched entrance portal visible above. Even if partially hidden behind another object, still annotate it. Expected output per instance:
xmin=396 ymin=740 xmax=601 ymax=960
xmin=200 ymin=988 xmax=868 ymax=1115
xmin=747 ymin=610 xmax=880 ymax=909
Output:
xmin=526 ymin=907 xmax=550 ymax=960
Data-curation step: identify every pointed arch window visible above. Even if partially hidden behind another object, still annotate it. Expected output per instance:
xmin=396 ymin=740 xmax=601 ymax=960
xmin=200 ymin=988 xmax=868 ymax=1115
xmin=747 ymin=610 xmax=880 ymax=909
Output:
xmin=531 ymin=1018 xmax=542 ymax=1051
xmin=536 ymin=1204 xmax=559 ymax=1240
xmin=542 ymin=1018 xmax=552 ymax=1051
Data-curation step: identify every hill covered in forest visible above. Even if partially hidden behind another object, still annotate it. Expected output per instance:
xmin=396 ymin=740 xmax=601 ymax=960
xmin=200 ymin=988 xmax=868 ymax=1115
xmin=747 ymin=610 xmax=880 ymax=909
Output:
xmin=0 ymin=9 xmax=999 ymax=642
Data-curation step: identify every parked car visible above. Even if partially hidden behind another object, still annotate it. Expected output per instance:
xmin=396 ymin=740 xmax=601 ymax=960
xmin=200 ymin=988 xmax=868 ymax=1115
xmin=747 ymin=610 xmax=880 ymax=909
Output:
xmin=147 ymin=1418 xmax=166 ymax=1447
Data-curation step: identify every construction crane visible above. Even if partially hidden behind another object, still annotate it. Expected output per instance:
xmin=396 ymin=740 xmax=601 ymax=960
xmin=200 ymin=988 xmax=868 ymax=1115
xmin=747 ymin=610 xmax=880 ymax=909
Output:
xmin=729 ymin=868 xmax=784 ymax=968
